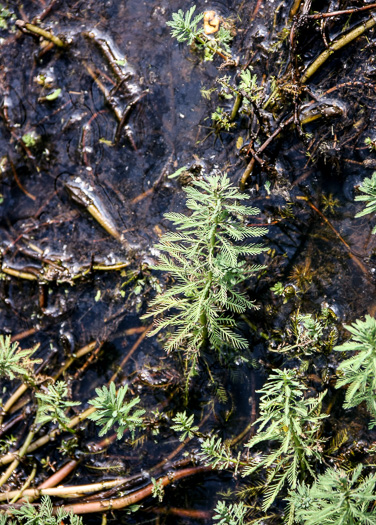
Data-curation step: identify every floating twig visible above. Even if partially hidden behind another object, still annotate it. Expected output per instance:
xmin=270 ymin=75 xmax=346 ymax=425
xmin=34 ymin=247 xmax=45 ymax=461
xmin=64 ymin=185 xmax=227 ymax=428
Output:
xmin=296 ymin=196 xmax=370 ymax=277
xmin=0 ymin=407 xmax=96 ymax=467
xmin=9 ymin=157 xmax=36 ymax=201
xmin=240 ymin=115 xmax=294 ymax=189
xmin=59 ymin=466 xmax=211 ymax=515
xmin=10 ymin=464 xmax=37 ymax=503
xmin=301 ymin=16 xmax=376 ymax=83
xmin=15 ymin=20 xmax=66 ymax=48
xmin=109 ymin=326 xmax=151 ymax=383
xmin=0 ymin=479 xmax=127 ymax=502
xmin=308 ymin=3 xmax=376 ymax=20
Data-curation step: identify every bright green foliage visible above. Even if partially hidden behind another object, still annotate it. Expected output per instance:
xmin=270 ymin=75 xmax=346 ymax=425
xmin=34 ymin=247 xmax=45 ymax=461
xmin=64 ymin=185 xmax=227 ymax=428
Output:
xmin=239 ymin=68 xmax=264 ymax=104
xmin=143 ymin=174 xmax=267 ymax=373
xmin=287 ymin=465 xmax=376 ymax=525
xmin=35 ymin=381 xmax=81 ymax=429
xmin=335 ymin=315 xmax=376 ymax=428
xmin=10 ymin=495 xmax=83 ymax=524
xmin=0 ymin=4 xmax=12 ymax=30
xmin=199 ymin=436 xmax=239 ymax=471
xmin=365 ymin=137 xmax=376 ymax=152
xmin=355 ymin=172 xmax=376 ymax=233
xmin=171 ymin=411 xmax=199 ymax=440
xmin=213 ymin=500 xmax=247 ymax=525
xmin=166 ymin=6 xmax=204 ymax=45
xmin=151 ymin=477 xmax=165 ymax=502
xmin=274 ymin=310 xmax=337 ymax=357
xmin=22 ymin=131 xmax=40 ymax=148
xmin=88 ymin=382 xmax=145 ymax=439
xmin=244 ymin=369 xmax=327 ymax=512
xmin=0 ymin=335 xmax=40 ymax=380
xmin=212 ymin=107 xmax=236 ymax=132
xmin=167 ymin=6 xmax=232 ymax=60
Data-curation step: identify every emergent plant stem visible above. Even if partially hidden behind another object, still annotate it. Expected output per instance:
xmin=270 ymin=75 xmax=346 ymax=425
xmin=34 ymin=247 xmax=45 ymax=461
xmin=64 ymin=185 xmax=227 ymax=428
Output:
xmin=0 ymin=428 xmax=36 ymax=488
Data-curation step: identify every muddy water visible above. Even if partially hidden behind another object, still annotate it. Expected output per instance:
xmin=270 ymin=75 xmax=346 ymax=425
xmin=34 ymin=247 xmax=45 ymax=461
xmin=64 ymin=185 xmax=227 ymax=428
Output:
xmin=1 ymin=0 xmax=376 ymax=522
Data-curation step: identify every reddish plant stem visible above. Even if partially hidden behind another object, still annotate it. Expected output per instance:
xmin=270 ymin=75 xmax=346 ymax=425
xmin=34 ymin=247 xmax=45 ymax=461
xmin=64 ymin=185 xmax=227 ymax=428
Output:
xmin=150 ymin=507 xmax=212 ymax=520
xmin=296 ymin=196 xmax=370 ymax=277
xmin=251 ymin=0 xmax=263 ymax=20
xmin=10 ymin=328 xmax=38 ymax=343
xmin=19 ymin=460 xmax=79 ymax=504
xmin=109 ymin=326 xmax=151 ymax=383
xmin=9 ymin=157 xmax=36 ymax=201
xmin=38 ymin=460 xmax=78 ymax=490
xmin=60 ymin=466 xmax=211 ymax=515
xmin=0 ymin=413 xmax=24 ymax=438
xmin=308 ymin=3 xmax=376 ymax=19
xmin=240 ymin=115 xmax=294 ymax=189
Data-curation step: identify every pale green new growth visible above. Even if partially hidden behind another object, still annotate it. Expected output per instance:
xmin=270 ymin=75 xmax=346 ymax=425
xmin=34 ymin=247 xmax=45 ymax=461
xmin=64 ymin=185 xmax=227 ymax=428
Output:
xmin=355 ymin=172 xmax=376 ymax=233
xmin=88 ymin=382 xmax=145 ymax=439
xmin=9 ymin=495 xmax=83 ymax=524
xmin=199 ymin=436 xmax=239 ymax=471
xmin=35 ymin=381 xmax=81 ymax=429
xmin=0 ymin=335 xmax=40 ymax=380
xmin=335 ymin=315 xmax=376 ymax=427
xmin=244 ymin=369 xmax=327 ymax=512
xmin=143 ymin=173 xmax=267 ymax=373
xmin=151 ymin=477 xmax=165 ymax=502
xmin=166 ymin=6 xmax=204 ymax=45
xmin=213 ymin=500 xmax=247 ymax=525
xmin=239 ymin=68 xmax=264 ymax=103
xmin=171 ymin=411 xmax=199 ymax=440
xmin=167 ymin=6 xmax=232 ymax=61
xmin=287 ymin=465 xmax=376 ymax=524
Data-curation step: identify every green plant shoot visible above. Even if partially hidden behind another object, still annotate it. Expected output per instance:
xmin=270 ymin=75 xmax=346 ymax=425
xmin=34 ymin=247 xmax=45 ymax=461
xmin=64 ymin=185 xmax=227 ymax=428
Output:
xmin=243 ymin=369 xmax=327 ymax=513
xmin=88 ymin=382 xmax=145 ymax=439
xmin=335 ymin=314 xmax=376 ymax=427
xmin=142 ymin=173 xmax=267 ymax=375
xmin=286 ymin=465 xmax=376 ymax=524
xmin=0 ymin=335 xmax=40 ymax=381
xmin=355 ymin=172 xmax=376 ymax=233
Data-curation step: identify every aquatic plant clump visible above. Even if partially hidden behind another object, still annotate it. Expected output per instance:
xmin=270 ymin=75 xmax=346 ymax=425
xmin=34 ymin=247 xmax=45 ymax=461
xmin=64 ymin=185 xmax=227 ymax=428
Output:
xmin=244 ymin=369 xmax=327 ymax=514
xmin=355 ymin=171 xmax=376 ymax=233
xmin=143 ymin=173 xmax=268 ymax=371
xmin=286 ymin=465 xmax=376 ymax=525
xmin=335 ymin=314 xmax=376 ymax=427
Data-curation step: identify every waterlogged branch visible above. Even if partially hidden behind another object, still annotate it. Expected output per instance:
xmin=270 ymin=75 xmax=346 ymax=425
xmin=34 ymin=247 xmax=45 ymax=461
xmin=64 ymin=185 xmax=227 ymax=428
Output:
xmin=19 ymin=460 xmax=79 ymax=504
xmin=0 ymin=428 xmax=36 ymax=488
xmin=296 ymin=196 xmax=370 ymax=277
xmin=9 ymin=463 xmax=37 ymax=504
xmin=15 ymin=20 xmax=66 ymax=48
xmin=60 ymin=466 xmax=211 ymax=515
xmin=0 ymin=341 xmax=97 ymax=425
xmin=307 ymin=3 xmax=376 ymax=20
xmin=0 ymin=479 xmax=127 ymax=502
xmin=301 ymin=16 xmax=376 ymax=83
xmin=240 ymin=115 xmax=294 ymax=189
xmin=0 ymin=407 xmax=96 ymax=467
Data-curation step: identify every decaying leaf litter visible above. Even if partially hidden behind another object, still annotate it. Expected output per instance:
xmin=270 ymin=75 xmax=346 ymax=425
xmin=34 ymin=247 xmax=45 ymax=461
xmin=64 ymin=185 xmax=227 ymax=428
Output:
xmin=1 ymin=0 xmax=376 ymax=523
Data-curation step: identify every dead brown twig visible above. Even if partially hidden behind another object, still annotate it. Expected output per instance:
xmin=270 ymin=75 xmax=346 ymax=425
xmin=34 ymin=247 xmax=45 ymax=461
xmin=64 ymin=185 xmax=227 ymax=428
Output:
xmin=307 ymin=3 xmax=376 ymax=20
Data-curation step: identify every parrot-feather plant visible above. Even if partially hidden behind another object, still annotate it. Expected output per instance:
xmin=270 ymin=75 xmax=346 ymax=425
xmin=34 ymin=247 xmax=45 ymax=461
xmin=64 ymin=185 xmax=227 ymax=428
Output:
xmin=142 ymin=173 xmax=267 ymax=378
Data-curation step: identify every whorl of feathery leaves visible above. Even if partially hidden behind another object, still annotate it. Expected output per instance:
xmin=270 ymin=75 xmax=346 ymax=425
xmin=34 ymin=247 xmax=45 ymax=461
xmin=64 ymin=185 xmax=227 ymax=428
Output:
xmin=335 ymin=315 xmax=376 ymax=427
xmin=142 ymin=173 xmax=267 ymax=359
xmin=88 ymin=382 xmax=145 ymax=439
xmin=286 ymin=465 xmax=376 ymax=524
xmin=355 ymin=172 xmax=376 ymax=233
xmin=166 ymin=5 xmax=204 ymax=45
xmin=244 ymin=369 xmax=327 ymax=512
xmin=0 ymin=335 xmax=41 ymax=381
xmin=35 ymin=381 xmax=81 ymax=429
